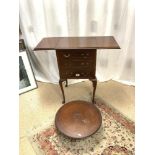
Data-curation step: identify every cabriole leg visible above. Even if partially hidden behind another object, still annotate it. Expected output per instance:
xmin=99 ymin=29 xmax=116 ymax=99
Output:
xmin=90 ymin=78 xmax=97 ymax=104
xmin=59 ymin=79 xmax=65 ymax=104
xmin=65 ymin=79 xmax=68 ymax=87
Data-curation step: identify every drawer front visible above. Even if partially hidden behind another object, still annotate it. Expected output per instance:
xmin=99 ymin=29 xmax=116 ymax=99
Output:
xmin=56 ymin=49 xmax=96 ymax=79
xmin=60 ymin=70 xmax=95 ymax=79
xmin=62 ymin=60 xmax=93 ymax=69
xmin=56 ymin=49 xmax=95 ymax=60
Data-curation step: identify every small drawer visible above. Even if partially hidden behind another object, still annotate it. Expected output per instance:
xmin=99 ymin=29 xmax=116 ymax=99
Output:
xmin=56 ymin=49 xmax=96 ymax=59
xmin=71 ymin=51 xmax=94 ymax=59
xmin=60 ymin=70 xmax=95 ymax=79
xmin=63 ymin=61 xmax=91 ymax=68
xmin=73 ymin=72 xmax=88 ymax=78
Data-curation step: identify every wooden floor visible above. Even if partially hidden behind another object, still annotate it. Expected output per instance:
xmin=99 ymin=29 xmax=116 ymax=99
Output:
xmin=19 ymin=80 xmax=135 ymax=155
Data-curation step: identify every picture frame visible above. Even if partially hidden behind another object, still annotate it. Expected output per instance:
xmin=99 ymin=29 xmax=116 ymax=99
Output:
xmin=19 ymin=51 xmax=37 ymax=94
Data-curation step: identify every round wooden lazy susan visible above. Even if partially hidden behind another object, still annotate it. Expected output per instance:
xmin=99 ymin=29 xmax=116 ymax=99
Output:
xmin=55 ymin=100 xmax=102 ymax=139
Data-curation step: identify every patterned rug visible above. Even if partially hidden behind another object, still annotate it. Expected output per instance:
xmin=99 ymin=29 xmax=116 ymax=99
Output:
xmin=29 ymin=102 xmax=135 ymax=155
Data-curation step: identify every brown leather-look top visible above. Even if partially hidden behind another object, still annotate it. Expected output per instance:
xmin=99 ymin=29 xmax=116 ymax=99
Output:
xmin=55 ymin=100 xmax=102 ymax=139
xmin=34 ymin=36 xmax=120 ymax=50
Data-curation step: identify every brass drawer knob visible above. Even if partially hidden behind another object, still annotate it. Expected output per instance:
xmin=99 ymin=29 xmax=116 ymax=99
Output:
xmin=75 ymin=73 xmax=80 ymax=77
xmin=64 ymin=53 xmax=70 ymax=58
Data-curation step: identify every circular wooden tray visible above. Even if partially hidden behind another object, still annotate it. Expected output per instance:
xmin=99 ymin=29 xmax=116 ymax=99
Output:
xmin=55 ymin=100 xmax=102 ymax=139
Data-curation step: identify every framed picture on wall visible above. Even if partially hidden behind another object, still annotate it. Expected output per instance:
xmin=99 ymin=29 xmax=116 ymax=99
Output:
xmin=19 ymin=51 xmax=37 ymax=94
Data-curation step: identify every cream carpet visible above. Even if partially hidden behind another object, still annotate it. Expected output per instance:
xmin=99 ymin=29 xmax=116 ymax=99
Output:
xmin=19 ymin=80 xmax=135 ymax=155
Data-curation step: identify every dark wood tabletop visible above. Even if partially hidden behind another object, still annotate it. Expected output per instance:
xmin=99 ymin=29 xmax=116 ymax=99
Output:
xmin=34 ymin=36 xmax=120 ymax=50
xmin=55 ymin=100 xmax=102 ymax=138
